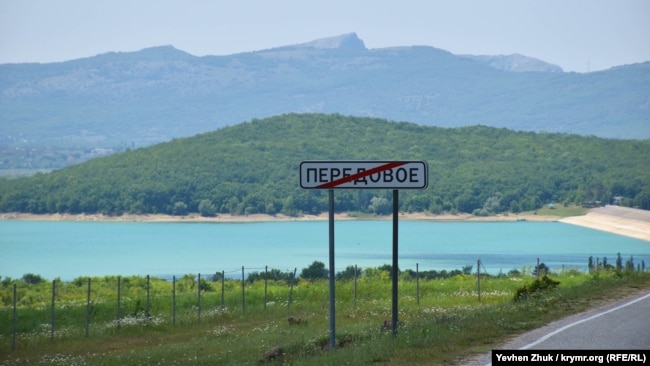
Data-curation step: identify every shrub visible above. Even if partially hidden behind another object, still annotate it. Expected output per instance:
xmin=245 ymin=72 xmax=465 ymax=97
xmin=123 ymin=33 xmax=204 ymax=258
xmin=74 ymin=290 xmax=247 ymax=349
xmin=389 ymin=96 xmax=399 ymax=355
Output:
xmin=22 ymin=273 xmax=44 ymax=285
xmin=508 ymin=269 xmax=522 ymax=277
xmin=514 ymin=275 xmax=560 ymax=301
xmin=336 ymin=265 xmax=362 ymax=280
xmin=247 ymin=268 xmax=295 ymax=285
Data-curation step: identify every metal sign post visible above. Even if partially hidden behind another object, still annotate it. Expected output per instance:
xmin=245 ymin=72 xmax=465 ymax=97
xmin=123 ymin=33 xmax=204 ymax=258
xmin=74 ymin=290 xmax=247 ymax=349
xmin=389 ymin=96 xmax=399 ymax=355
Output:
xmin=392 ymin=189 xmax=399 ymax=337
xmin=328 ymin=189 xmax=336 ymax=350
xmin=300 ymin=160 xmax=428 ymax=348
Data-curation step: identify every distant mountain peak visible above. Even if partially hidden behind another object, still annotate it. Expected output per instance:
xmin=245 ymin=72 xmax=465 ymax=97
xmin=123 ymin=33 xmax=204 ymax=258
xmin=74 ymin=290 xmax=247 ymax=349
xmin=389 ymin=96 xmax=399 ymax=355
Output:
xmin=294 ymin=33 xmax=366 ymax=50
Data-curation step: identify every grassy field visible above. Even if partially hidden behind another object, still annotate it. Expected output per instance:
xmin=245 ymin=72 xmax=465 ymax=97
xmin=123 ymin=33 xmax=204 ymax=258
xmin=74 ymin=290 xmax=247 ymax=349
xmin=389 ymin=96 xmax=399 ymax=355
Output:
xmin=1 ymin=268 xmax=649 ymax=365
xmin=522 ymin=204 xmax=590 ymax=218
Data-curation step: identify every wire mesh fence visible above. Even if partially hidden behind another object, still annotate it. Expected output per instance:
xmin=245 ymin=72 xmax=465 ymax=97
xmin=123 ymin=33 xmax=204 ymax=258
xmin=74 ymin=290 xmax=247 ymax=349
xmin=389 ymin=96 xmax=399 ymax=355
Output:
xmin=2 ymin=257 xmax=644 ymax=351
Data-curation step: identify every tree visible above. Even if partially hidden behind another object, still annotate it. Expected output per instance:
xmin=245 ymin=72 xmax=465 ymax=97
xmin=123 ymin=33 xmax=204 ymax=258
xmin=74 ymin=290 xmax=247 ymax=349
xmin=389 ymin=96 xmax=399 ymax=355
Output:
xmin=403 ymin=194 xmax=430 ymax=212
xmin=177 ymin=274 xmax=196 ymax=292
xmin=634 ymin=189 xmax=650 ymax=210
xmin=172 ymin=201 xmax=188 ymax=216
xmin=22 ymin=273 xmax=44 ymax=285
xmin=616 ymin=252 xmax=623 ymax=271
xmin=368 ymin=196 xmax=391 ymax=215
xmin=247 ymin=268 xmax=294 ymax=285
xmin=224 ymin=196 xmax=241 ymax=215
xmin=198 ymin=199 xmax=216 ymax=217
xmin=455 ymin=193 xmax=481 ymax=214
xmin=533 ymin=262 xmax=549 ymax=277
xmin=300 ymin=261 xmax=328 ymax=281
xmin=336 ymin=265 xmax=362 ymax=280
xmin=482 ymin=193 xmax=503 ymax=214
xmin=377 ymin=264 xmax=401 ymax=280
xmin=625 ymin=255 xmax=635 ymax=272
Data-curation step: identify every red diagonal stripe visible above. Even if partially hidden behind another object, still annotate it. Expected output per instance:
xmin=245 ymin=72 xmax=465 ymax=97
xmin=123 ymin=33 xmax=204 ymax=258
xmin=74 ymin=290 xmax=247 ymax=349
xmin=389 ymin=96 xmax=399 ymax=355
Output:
xmin=316 ymin=161 xmax=408 ymax=188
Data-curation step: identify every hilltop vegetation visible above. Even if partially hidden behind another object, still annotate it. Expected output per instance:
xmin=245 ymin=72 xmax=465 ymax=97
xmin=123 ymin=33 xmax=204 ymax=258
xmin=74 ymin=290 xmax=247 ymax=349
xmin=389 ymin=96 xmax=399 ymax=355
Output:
xmin=0 ymin=114 xmax=649 ymax=216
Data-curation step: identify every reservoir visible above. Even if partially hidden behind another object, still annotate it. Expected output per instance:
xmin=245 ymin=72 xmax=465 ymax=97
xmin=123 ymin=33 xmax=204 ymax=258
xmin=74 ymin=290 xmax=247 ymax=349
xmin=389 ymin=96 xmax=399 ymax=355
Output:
xmin=1 ymin=220 xmax=649 ymax=281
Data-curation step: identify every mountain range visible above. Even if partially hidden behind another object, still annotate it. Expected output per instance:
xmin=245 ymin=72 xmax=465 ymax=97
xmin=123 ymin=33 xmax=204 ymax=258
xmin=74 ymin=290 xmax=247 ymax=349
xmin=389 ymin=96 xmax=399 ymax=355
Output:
xmin=1 ymin=33 xmax=648 ymax=171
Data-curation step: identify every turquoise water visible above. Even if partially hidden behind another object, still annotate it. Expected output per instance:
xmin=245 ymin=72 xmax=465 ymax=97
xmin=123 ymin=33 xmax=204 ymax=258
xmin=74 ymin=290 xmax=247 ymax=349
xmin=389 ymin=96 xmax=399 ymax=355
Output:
xmin=1 ymin=220 xmax=649 ymax=280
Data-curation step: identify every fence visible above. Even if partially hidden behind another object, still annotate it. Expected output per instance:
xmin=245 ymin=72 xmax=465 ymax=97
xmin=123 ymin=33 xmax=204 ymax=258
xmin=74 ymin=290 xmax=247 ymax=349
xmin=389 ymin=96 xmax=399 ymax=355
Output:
xmin=3 ymin=257 xmax=644 ymax=351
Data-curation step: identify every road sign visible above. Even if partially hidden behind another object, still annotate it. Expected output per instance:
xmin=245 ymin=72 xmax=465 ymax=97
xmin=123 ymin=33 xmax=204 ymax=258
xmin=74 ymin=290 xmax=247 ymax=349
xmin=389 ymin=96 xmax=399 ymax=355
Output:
xmin=300 ymin=161 xmax=428 ymax=189
xmin=299 ymin=160 xmax=428 ymax=348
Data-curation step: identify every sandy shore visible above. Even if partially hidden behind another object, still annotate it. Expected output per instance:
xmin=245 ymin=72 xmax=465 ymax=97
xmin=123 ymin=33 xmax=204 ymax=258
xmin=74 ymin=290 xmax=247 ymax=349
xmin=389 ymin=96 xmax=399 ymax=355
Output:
xmin=2 ymin=206 xmax=648 ymax=242
xmin=0 ymin=211 xmax=558 ymax=223
xmin=560 ymin=205 xmax=650 ymax=242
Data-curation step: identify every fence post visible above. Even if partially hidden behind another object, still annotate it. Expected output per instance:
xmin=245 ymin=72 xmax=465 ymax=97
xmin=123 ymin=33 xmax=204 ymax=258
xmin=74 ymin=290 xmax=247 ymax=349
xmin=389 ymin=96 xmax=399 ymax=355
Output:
xmin=241 ymin=266 xmax=246 ymax=313
xmin=264 ymin=265 xmax=268 ymax=309
xmin=12 ymin=284 xmax=16 ymax=350
xmin=85 ymin=278 xmax=91 ymax=337
xmin=197 ymin=273 xmax=202 ymax=323
xmin=50 ymin=279 xmax=55 ymax=342
xmin=288 ymin=268 xmax=297 ymax=309
xmin=172 ymin=276 xmax=176 ymax=326
xmin=221 ymin=271 xmax=225 ymax=309
xmin=117 ymin=276 xmax=121 ymax=330
xmin=146 ymin=275 xmax=151 ymax=318
xmin=416 ymin=263 xmax=420 ymax=305
xmin=477 ymin=259 xmax=481 ymax=303
xmin=353 ymin=265 xmax=358 ymax=309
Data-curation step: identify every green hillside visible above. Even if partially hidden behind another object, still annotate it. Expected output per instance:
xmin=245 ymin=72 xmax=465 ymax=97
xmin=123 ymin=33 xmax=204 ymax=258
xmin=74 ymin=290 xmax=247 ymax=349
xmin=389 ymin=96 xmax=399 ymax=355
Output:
xmin=1 ymin=114 xmax=649 ymax=215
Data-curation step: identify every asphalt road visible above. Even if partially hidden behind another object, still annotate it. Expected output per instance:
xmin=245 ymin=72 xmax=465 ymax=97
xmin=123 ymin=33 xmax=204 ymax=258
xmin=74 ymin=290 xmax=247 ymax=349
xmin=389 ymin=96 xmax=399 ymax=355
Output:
xmin=463 ymin=291 xmax=650 ymax=365
xmin=522 ymin=292 xmax=650 ymax=349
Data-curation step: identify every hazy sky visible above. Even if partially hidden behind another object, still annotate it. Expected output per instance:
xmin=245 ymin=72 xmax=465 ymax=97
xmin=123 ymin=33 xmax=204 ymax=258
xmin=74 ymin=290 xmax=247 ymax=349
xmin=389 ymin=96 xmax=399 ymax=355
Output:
xmin=1 ymin=0 xmax=648 ymax=72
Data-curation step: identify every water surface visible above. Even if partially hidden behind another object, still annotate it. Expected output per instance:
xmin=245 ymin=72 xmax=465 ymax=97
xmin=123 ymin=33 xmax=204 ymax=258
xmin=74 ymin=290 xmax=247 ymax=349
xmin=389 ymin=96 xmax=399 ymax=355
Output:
xmin=1 ymin=220 xmax=648 ymax=280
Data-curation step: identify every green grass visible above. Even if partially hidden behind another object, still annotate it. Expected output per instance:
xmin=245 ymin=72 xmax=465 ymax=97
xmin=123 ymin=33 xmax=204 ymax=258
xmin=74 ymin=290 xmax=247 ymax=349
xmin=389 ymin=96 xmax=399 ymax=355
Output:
xmin=522 ymin=204 xmax=590 ymax=218
xmin=1 ymin=269 xmax=649 ymax=365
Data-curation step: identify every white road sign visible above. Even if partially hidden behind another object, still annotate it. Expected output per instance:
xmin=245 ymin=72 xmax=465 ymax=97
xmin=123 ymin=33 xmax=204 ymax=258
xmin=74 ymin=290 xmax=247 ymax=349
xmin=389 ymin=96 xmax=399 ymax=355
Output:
xmin=300 ymin=161 xmax=428 ymax=189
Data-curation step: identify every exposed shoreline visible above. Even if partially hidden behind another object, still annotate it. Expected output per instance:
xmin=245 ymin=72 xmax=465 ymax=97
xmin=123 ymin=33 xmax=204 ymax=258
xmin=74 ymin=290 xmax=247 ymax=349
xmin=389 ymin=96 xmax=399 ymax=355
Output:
xmin=559 ymin=205 xmax=650 ymax=242
xmin=2 ymin=206 xmax=649 ymax=242
xmin=0 ymin=211 xmax=558 ymax=223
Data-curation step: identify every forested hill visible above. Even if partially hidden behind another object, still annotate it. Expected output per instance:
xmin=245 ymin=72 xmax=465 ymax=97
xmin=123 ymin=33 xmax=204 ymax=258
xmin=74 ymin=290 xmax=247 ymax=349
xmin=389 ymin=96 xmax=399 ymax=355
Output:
xmin=1 ymin=114 xmax=649 ymax=216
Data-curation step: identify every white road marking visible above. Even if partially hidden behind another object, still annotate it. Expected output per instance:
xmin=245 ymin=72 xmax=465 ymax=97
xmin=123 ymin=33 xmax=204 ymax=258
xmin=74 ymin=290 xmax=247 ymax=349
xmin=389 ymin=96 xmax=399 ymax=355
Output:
xmin=483 ymin=292 xmax=650 ymax=366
